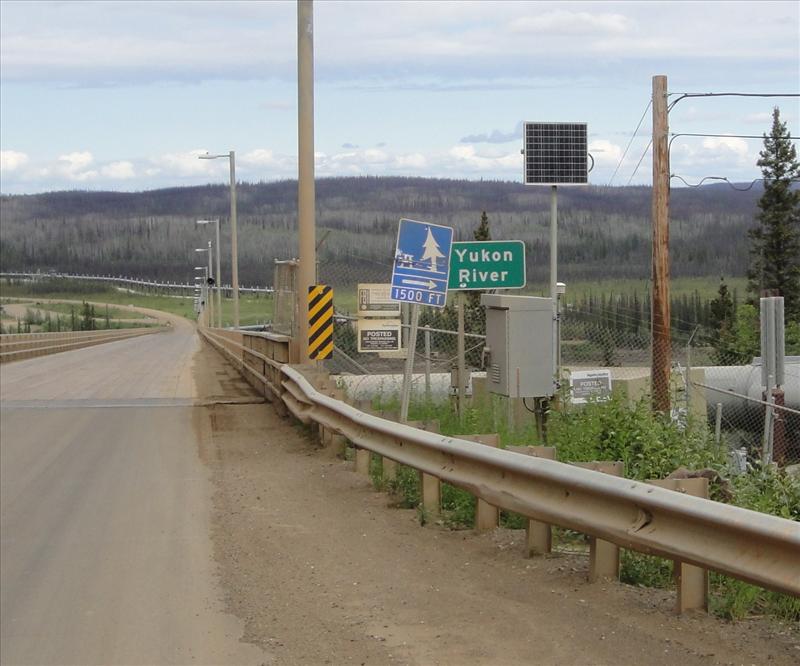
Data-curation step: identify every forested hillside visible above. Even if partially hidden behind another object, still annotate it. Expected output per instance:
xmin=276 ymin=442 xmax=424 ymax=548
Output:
xmin=0 ymin=177 xmax=759 ymax=286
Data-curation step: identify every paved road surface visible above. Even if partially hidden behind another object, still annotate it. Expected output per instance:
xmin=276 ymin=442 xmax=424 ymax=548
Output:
xmin=0 ymin=315 xmax=266 ymax=665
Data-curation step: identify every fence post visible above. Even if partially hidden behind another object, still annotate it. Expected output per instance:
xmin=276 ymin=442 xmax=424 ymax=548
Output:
xmin=407 ymin=420 xmax=441 ymax=520
xmin=508 ymin=445 xmax=556 ymax=556
xmin=648 ymin=477 xmax=709 ymax=613
xmin=572 ymin=461 xmax=624 ymax=581
xmin=462 ymin=434 xmax=500 ymax=530
xmin=424 ymin=326 xmax=431 ymax=402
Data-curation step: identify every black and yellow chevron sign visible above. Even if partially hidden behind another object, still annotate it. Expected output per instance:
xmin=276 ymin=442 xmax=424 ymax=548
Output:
xmin=308 ymin=285 xmax=334 ymax=360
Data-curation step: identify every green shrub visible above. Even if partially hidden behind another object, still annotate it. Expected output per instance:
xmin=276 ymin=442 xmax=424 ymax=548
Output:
xmin=546 ymin=394 xmax=726 ymax=482
xmin=387 ymin=465 xmax=420 ymax=509
xmin=441 ymin=483 xmax=475 ymax=528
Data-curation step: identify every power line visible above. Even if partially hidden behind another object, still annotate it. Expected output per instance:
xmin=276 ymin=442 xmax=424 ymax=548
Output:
xmin=671 ymin=132 xmax=800 ymax=141
xmin=608 ymin=99 xmax=652 ymax=186
xmin=671 ymin=174 xmax=800 ymax=191
xmin=625 ymin=138 xmax=652 ymax=186
xmin=667 ymin=91 xmax=800 ymax=112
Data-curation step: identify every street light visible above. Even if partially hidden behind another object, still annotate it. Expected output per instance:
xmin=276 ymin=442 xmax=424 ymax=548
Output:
xmin=195 ymin=244 xmax=213 ymax=326
xmin=198 ymin=151 xmax=238 ymax=328
xmin=197 ymin=219 xmax=222 ymax=328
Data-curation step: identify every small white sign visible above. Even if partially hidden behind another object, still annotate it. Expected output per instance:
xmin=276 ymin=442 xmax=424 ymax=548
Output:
xmin=357 ymin=283 xmax=401 ymax=317
xmin=570 ymin=369 xmax=612 ymax=404
xmin=357 ymin=319 xmax=402 ymax=353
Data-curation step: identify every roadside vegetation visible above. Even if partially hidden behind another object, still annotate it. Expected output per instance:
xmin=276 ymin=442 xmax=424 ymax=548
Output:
xmin=359 ymin=389 xmax=799 ymax=623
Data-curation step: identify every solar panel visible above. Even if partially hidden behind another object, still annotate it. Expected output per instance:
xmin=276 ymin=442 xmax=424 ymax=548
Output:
xmin=523 ymin=122 xmax=588 ymax=185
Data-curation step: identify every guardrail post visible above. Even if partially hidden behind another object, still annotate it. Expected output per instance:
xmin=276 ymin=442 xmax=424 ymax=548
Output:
xmin=463 ymin=434 xmax=501 ymax=530
xmin=508 ymin=445 xmax=556 ymax=555
xmin=648 ymin=477 xmax=709 ymax=613
xmin=572 ymin=461 xmax=624 ymax=581
xmin=407 ymin=420 xmax=441 ymax=519
xmin=355 ymin=447 xmax=371 ymax=476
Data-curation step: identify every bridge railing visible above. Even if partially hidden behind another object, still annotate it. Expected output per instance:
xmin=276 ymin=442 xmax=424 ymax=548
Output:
xmin=197 ymin=325 xmax=800 ymax=602
xmin=0 ymin=327 xmax=167 ymax=363
xmin=0 ymin=271 xmax=273 ymax=296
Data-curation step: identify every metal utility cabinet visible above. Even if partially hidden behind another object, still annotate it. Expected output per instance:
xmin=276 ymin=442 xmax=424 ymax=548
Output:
xmin=481 ymin=294 xmax=555 ymax=398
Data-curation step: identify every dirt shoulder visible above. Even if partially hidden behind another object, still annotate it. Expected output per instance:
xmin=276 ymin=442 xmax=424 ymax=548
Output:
xmin=192 ymin=340 xmax=799 ymax=666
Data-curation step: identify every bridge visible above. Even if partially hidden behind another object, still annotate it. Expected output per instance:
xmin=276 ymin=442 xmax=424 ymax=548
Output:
xmin=1 ymin=307 xmax=798 ymax=665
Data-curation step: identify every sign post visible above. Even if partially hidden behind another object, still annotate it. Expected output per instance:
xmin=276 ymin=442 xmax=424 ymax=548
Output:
xmin=448 ymin=240 xmax=526 ymax=418
xmin=390 ymin=219 xmax=453 ymax=422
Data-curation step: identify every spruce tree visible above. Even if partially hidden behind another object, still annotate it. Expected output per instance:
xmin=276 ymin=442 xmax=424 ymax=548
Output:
xmin=474 ymin=211 xmax=491 ymax=242
xmin=465 ymin=211 xmax=492 ymax=336
xmin=747 ymin=107 xmax=800 ymax=319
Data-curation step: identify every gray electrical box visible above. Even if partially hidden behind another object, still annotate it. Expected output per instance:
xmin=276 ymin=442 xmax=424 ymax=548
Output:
xmin=481 ymin=294 xmax=555 ymax=398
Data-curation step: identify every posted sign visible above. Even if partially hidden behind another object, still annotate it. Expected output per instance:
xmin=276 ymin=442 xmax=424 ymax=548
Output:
xmin=357 ymin=319 xmax=401 ymax=353
xmin=570 ymin=369 xmax=612 ymax=404
xmin=448 ymin=240 xmax=526 ymax=290
xmin=358 ymin=283 xmax=400 ymax=317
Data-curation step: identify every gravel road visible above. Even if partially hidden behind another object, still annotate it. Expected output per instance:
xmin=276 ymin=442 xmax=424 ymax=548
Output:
xmin=194 ymin=342 xmax=799 ymax=666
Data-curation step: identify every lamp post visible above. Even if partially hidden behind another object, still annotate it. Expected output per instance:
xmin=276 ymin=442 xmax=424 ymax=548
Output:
xmin=197 ymin=219 xmax=222 ymax=327
xmin=199 ymin=151 xmax=238 ymax=328
xmin=194 ymin=273 xmax=205 ymax=322
xmin=195 ymin=246 xmax=213 ymax=327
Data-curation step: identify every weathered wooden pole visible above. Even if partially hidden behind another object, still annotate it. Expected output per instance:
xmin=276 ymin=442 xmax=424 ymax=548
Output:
xmin=651 ymin=75 xmax=671 ymax=413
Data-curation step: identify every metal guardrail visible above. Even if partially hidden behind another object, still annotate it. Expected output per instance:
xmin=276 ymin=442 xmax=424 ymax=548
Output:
xmin=0 ymin=271 xmax=273 ymax=295
xmin=197 ymin=326 xmax=800 ymax=597
xmin=0 ymin=327 xmax=167 ymax=363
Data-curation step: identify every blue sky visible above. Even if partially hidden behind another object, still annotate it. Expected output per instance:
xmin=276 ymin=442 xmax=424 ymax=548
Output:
xmin=1 ymin=0 xmax=798 ymax=194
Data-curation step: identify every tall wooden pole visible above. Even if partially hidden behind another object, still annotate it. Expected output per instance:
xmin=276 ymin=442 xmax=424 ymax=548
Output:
xmin=297 ymin=0 xmax=316 ymax=362
xmin=651 ymin=75 xmax=671 ymax=413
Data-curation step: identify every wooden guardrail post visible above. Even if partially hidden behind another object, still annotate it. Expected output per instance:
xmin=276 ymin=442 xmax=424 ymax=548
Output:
xmin=648 ymin=477 xmax=709 ymax=613
xmin=407 ymin=420 xmax=441 ymax=519
xmin=462 ymin=434 xmax=501 ymax=530
xmin=507 ymin=445 xmax=556 ymax=555
xmin=572 ymin=461 xmax=624 ymax=581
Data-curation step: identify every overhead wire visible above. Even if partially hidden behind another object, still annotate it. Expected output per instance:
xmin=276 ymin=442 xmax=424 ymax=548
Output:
xmin=625 ymin=138 xmax=652 ymax=186
xmin=607 ymin=99 xmax=652 ymax=186
xmin=667 ymin=91 xmax=800 ymax=113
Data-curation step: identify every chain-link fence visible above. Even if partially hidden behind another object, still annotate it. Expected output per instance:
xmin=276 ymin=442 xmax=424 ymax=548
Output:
xmin=273 ymin=253 xmax=800 ymax=465
xmin=272 ymin=260 xmax=298 ymax=337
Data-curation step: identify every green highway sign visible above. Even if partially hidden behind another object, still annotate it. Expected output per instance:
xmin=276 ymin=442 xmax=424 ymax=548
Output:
xmin=448 ymin=240 xmax=526 ymax=291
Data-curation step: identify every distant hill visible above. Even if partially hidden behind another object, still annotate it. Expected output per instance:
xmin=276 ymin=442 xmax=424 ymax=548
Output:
xmin=0 ymin=176 xmax=760 ymax=287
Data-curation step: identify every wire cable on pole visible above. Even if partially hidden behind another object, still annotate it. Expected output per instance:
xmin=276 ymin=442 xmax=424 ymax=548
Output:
xmin=667 ymin=92 xmax=800 ymax=113
xmin=608 ymin=99 xmax=652 ymax=186
xmin=671 ymin=132 xmax=800 ymax=142
xmin=671 ymin=174 xmax=800 ymax=191
xmin=625 ymin=138 xmax=653 ymax=186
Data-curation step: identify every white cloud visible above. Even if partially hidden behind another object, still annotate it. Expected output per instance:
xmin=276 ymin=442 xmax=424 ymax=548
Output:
xmin=446 ymin=144 xmax=521 ymax=172
xmin=701 ymin=136 xmax=751 ymax=162
xmin=670 ymin=135 xmax=758 ymax=180
xmin=59 ymin=151 xmax=93 ymax=171
xmin=743 ymin=112 xmax=773 ymax=126
xmin=2 ymin=1 xmax=796 ymax=87
xmin=100 ymin=161 xmax=135 ymax=179
xmin=510 ymin=11 xmax=631 ymax=35
xmin=0 ymin=150 xmax=29 ymax=171
xmin=588 ymin=139 xmax=622 ymax=166
xmin=151 ymin=149 xmax=220 ymax=177
xmin=43 ymin=151 xmax=98 ymax=181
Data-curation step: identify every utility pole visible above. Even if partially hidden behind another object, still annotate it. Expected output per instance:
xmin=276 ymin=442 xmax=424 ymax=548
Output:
xmin=651 ymin=75 xmax=671 ymax=413
xmin=229 ymin=151 xmax=239 ymax=329
xmin=297 ymin=0 xmax=316 ymax=363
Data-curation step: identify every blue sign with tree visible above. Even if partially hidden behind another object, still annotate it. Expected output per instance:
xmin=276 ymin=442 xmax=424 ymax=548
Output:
xmin=390 ymin=218 xmax=453 ymax=308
